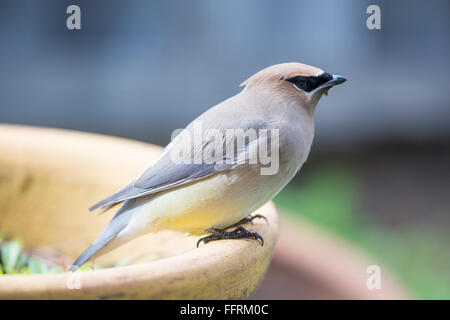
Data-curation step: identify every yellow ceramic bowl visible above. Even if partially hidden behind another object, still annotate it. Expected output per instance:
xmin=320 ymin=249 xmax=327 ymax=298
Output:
xmin=0 ymin=124 xmax=278 ymax=299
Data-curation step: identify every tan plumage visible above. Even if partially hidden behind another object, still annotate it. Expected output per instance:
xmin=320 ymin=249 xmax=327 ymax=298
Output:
xmin=70 ymin=62 xmax=346 ymax=271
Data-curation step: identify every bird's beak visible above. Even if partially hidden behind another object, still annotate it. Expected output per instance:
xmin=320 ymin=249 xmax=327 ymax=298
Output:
xmin=313 ymin=74 xmax=346 ymax=96
xmin=319 ymin=74 xmax=347 ymax=90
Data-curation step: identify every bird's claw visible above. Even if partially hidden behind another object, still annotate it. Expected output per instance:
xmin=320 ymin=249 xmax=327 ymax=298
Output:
xmin=252 ymin=232 xmax=264 ymax=246
xmin=197 ymin=235 xmax=219 ymax=247
xmin=247 ymin=214 xmax=268 ymax=225
xmin=227 ymin=214 xmax=268 ymax=229
xmin=196 ymin=226 xmax=264 ymax=247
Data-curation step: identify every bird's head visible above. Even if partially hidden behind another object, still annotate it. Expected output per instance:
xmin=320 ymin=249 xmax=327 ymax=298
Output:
xmin=240 ymin=62 xmax=346 ymax=114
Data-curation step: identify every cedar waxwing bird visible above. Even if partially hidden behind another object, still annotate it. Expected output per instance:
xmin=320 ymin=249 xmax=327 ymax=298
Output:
xmin=69 ymin=62 xmax=346 ymax=271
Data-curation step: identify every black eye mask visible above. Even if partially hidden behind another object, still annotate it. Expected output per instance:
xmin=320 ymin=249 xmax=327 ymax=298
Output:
xmin=286 ymin=72 xmax=333 ymax=92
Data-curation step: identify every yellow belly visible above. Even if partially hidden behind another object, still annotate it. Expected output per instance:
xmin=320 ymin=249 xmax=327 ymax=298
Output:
xmin=120 ymin=166 xmax=281 ymax=237
xmin=145 ymin=172 xmax=248 ymax=234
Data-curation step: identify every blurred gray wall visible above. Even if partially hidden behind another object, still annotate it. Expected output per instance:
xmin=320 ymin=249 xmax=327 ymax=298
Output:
xmin=0 ymin=0 xmax=449 ymax=152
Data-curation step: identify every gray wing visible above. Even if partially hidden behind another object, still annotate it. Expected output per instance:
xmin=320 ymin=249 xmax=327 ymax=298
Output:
xmin=89 ymin=133 xmax=236 ymax=211
xmin=89 ymin=99 xmax=271 ymax=212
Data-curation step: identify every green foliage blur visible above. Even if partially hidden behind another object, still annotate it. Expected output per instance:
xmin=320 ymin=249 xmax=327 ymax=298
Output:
xmin=0 ymin=234 xmax=99 ymax=274
xmin=273 ymin=164 xmax=450 ymax=299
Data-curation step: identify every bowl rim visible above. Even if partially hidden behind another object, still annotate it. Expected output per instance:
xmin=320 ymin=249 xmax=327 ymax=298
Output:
xmin=0 ymin=124 xmax=279 ymax=299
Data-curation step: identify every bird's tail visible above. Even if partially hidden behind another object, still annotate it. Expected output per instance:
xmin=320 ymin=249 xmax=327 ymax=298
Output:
xmin=69 ymin=205 xmax=133 ymax=272
xmin=68 ymin=231 xmax=118 ymax=271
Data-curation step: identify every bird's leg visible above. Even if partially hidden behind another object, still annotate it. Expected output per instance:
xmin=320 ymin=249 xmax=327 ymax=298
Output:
xmin=197 ymin=226 xmax=264 ymax=247
xmin=226 ymin=214 xmax=268 ymax=229
xmin=196 ymin=214 xmax=267 ymax=247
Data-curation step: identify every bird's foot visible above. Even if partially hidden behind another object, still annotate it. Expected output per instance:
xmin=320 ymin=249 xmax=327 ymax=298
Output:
xmin=227 ymin=214 xmax=268 ymax=229
xmin=197 ymin=226 xmax=264 ymax=247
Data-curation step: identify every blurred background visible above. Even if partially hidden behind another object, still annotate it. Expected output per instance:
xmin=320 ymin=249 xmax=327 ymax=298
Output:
xmin=0 ymin=0 xmax=449 ymax=298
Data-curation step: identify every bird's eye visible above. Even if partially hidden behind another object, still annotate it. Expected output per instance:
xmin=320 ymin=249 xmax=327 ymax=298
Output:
xmin=285 ymin=73 xmax=332 ymax=93
xmin=304 ymin=80 xmax=312 ymax=89
xmin=286 ymin=76 xmax=316 ymax=92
